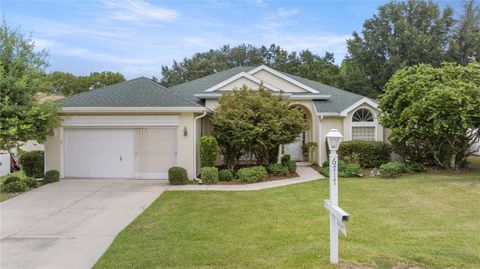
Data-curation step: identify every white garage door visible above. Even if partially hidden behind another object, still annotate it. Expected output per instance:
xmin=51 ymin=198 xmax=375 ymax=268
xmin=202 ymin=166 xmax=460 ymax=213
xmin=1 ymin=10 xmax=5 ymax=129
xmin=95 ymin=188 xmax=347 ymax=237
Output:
xmin=140 ymin=128 xmax=177 ymax=179
xmin=64 ymin=129 xmax=135 ymax=178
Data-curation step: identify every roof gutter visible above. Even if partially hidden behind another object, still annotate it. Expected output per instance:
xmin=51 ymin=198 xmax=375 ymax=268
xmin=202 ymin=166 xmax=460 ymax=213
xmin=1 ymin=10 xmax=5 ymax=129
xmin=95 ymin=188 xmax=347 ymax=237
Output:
xmin=61 ymin=107 xmax=206 ymax=113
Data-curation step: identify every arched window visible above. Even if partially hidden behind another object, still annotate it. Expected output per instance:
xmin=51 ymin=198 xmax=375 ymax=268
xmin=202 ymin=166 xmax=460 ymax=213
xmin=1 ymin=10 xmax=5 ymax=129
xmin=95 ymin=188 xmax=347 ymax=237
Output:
xmin=351 ymin=108 xmax=376 ymax=141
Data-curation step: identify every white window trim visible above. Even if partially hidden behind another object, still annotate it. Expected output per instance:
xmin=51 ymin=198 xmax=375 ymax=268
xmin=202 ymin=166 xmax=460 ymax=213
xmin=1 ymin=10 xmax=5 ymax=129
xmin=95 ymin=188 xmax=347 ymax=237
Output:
xmin=350 ymin=107 xmax=378 ymax=141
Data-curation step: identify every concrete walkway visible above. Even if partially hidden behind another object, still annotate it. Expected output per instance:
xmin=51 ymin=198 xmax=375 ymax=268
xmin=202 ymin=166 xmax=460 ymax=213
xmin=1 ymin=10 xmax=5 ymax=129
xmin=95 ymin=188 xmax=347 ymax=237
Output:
xmin=168 ymin=166 xmax=323 ymax=191
xmin=1 ymin=180 xmax=168 ymax=269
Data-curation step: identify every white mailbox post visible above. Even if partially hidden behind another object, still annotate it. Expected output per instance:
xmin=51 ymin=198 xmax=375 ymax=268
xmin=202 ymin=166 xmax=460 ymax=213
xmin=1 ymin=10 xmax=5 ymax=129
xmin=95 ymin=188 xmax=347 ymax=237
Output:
xmin=324 ymin=129 xmax=349 ymax=264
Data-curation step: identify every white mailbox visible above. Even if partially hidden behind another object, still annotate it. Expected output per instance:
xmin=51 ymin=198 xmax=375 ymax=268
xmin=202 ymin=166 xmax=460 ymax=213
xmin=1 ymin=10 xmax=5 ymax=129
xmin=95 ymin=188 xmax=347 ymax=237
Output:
xmin=324 ymin=129 xmax=349 ymax=264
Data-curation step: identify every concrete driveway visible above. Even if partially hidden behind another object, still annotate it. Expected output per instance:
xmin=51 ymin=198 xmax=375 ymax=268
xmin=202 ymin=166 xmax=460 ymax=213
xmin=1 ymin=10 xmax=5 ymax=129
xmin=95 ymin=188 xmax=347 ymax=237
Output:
xmin=1 ymin=179 xmax=167 ymax=269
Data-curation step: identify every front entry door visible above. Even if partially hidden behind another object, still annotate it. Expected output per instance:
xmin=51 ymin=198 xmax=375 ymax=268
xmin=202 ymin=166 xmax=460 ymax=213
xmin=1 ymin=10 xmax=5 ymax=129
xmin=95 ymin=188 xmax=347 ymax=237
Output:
xmin=284 ymin=133 xmax=304 ymax=161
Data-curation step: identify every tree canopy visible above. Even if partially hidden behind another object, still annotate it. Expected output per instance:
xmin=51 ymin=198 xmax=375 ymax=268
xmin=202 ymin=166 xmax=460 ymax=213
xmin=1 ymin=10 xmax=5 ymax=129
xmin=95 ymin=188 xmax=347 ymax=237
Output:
xmin=46 ymin=71 xmax=125 ymax=96
xmin=160 ymin=44 xmax=341 ymax=89
xmin=344 ymin=0 xmax=480 ymax=97
xmin=379 ymin=62 xmax=480 ymax=168
xmin=212 ymin=86 xmax=308 ymax=168
xmin=0 ymin=23 xmax=60 ymax=150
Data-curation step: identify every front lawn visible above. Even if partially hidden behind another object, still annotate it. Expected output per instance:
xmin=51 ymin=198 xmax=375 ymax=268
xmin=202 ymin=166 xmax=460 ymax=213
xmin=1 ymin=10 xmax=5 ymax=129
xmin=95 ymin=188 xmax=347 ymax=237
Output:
xmin=95 ymin=172 xmax=480 ymax=269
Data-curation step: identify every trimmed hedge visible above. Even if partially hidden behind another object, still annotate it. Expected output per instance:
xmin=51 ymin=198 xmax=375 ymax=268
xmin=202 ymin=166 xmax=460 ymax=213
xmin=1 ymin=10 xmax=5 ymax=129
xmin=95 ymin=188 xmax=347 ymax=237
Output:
xmin=3 ymin=180 xmax=27 ymax=193
xmin=19 ymin=151 xmax=44 ymax=178
xmin=379 ymin=162 xmax=406 ymax=178
xmin=286 ymin=161 xmax=296 ymax=173
xmin=268 ymin=164 xmax=288 ymax=176
xmin=23 ymin=177 xmax=38 ymax=188
xmin=280 ymin=154 xmax=291 ymax=166
xmin=408 ymin=162 xmax=425 ymax=172
xmin=200 ymin=136 xmax=218 ymax=167
xmin=168 ymin=167 xmax=188 ymax=185
xmin=319 ymin=160 xmax=363 ymax=178
xmin=237 ymin=166 xmax=268 ymax=183
xmin=43 ymin=170 xmax=60 ymax=183
xmin=201 ymin=167 xmax=219 ymax=185
xmin=3 ymin=176 xmax=21 ymax=186
xmin=339 ymin=141 xmax=392 ymax=167
xmin=218 ymin=169 xmax=234 ymax=181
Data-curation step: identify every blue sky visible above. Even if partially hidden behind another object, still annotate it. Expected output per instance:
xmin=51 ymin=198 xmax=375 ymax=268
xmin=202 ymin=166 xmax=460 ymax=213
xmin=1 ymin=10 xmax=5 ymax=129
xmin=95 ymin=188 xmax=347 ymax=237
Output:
xmin=1 ymin=0 xmax=462 ymax=79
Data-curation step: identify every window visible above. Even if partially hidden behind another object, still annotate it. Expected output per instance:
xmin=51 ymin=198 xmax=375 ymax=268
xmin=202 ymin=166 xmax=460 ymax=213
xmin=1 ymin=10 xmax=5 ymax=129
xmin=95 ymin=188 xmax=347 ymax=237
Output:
xmin=351 ymin=108 xmax=376 ymax=141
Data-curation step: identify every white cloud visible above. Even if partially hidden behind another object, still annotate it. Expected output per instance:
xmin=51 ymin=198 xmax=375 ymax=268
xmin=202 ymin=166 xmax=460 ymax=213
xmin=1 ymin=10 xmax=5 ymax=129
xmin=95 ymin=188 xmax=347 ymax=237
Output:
xmin=101 ymin=0 xmax=178 ymax=24
xmin=276 ymin=8 xmax=299 ymax=17
xmin=184 ymin=36 xmax=207 ymax=46
xmin=257 ymin=7 xmax=300 ymax=30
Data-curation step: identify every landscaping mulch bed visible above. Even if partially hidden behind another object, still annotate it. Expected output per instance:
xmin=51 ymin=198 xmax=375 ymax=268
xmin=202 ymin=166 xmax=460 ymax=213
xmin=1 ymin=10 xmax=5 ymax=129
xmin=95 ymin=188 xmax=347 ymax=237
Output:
xmin=216 ymin=172 xmax=299 ymax=185
xmin=187 ymin=172 xmax=300 ymax=185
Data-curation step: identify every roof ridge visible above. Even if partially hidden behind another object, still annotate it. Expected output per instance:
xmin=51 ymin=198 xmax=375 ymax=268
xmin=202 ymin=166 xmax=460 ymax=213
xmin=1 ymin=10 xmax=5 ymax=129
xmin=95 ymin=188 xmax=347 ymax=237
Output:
xmin=148 ymin=77 xmax=204 ymax=107
xmin=168 ymin=65 xmax=258 ymax=89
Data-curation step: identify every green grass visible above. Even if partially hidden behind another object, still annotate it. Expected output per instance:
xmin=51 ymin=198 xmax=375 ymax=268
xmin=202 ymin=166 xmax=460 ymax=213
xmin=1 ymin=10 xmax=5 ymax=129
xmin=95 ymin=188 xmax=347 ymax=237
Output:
xmin=0 ymin=170 xmax=26 ymax=202
xmin=95 ymin=172 xmax=480 ymax=269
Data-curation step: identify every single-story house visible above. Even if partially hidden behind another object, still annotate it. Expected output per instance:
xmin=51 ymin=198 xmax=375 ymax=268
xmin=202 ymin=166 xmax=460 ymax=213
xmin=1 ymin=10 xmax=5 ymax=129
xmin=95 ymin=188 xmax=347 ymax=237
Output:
xmin=45 ymin=65 xmax=387 ymax=179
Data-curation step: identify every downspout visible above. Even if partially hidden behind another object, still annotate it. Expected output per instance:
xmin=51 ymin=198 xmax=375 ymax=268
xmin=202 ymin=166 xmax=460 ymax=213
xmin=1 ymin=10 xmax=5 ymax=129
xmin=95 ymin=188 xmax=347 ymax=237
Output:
xmin=193 ymin=110 xmax=208 ymax=182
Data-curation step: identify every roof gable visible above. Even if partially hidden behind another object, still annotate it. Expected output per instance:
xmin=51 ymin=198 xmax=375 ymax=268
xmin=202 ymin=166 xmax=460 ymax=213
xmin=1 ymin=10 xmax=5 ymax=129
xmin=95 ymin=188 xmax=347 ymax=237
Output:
xmin=248 ymin=65 xmax=319 ymax=93
xmin=204 ymin=72 xmax=281 ymax=92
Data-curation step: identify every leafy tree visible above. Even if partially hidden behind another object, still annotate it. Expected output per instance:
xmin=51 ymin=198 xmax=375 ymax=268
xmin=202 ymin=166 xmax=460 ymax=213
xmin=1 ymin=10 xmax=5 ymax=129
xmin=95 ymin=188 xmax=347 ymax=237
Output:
xmin=212 ymin=86 xmax=308 ymax=168
xmin=160 ymin=44 xmax=340 ymax=88
xmin=379 ymin=62 xmax=480 ymax=168
xmin=448 ymin=0 xmax=480 ymax=65
xmin=346 ymin=0 xmax=455 ymax=96
xmin=0 ymin=23 xmax=60 ymax=150
xmin=47 ymin=71 xmax=78 ymax=95
xmin=46 ymin=71 xmax=125 ymax=96
xmin=83 ymin=71 xmax=125 ymax=90
xmin=339 ymin=58 xmax=377 ymax=98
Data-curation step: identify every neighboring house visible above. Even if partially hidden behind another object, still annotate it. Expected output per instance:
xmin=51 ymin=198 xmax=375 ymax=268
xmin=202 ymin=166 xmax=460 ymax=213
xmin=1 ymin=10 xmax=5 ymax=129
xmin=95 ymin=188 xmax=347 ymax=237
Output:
xmin=45 ymin=65 xmax=386 ymax=179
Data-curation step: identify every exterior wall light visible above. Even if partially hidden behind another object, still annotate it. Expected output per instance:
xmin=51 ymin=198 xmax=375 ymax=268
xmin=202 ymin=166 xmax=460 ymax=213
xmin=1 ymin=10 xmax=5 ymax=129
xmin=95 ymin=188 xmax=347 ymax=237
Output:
xmin=183 ymin=126 xmax=188 ymax=136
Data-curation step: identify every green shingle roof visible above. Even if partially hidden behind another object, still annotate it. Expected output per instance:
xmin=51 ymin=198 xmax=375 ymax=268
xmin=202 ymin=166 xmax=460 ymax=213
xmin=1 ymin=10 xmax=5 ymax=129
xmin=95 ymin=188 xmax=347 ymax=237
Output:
xmin=62 ymin=66 xmax=371 ymax=113
xmin=169 ymin=66 xmax=367 ymax=113
xmin=279 ymin=72 xmax=365 ymax=113
xmin=62 ymin=77 xmax=203 ymax=107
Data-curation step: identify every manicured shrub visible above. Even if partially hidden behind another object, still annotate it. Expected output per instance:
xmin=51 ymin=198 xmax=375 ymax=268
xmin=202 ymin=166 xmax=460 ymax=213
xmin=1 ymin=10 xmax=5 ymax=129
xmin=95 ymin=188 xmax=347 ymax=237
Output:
xmin=408 ymin=162 xmax=426 ymax=172
xmin=237 ymin=166 xmax=268 ymax=183
xmin=3 ymin=176 xmax=21 ymax=186
xmin=286 ymin=161 xmax=296 ymax=173
xmin=280 ymin=154 xmax=291 ymax=166
xmin=43 ymin=170 xmax=60 ymax=183
xmin=3 ymin=180 xmax=27 ymax=193
xmin=319 ymin=160 xmax=363 ymax=178
xmin=201 ymin=167 xmax=219 ymax=185
xmin=23 ymin=177 xmax=38 ymax=188
xmin=339 ymin=141 xmax=392 ymax=167
xmin=200 ymin=136 xmax=218 ymax=167
xmin=218 ymin=169 xmax=234 ymax=181
xmin=19 ymin=151 xmax=44 ymax=178
xmin=379 ymin=162 xmax=406 ymax=178
xmin=344 ymin=163 xmax=362 ymax=177
xmin=268 ymin=163 xmax=288 ymax=176
xmin=168 ymin=167 xmax=188 ymax=185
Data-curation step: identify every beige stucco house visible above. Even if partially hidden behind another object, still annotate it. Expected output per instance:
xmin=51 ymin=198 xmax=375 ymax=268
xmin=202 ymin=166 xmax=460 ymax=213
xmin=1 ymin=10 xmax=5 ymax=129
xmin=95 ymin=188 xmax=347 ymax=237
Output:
xmin=45 ymin=65 xmax=386 ymax=179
